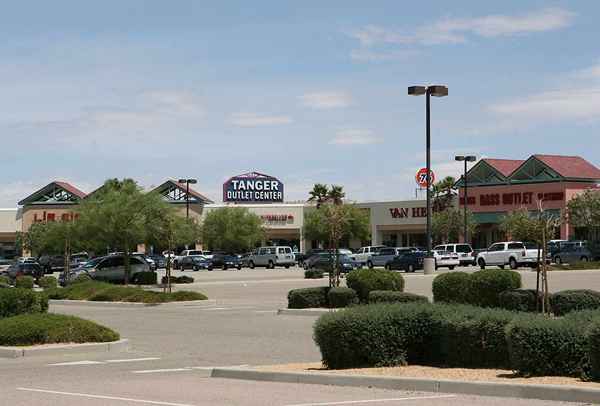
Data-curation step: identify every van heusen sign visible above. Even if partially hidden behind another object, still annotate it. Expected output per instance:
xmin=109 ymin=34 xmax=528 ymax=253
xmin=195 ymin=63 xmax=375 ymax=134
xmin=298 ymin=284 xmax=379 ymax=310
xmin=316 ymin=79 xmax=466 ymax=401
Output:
xmin=223 ymin=172 xmax=284 ymax=203
xmin=389 ymin=207 xmax=427 ymax=218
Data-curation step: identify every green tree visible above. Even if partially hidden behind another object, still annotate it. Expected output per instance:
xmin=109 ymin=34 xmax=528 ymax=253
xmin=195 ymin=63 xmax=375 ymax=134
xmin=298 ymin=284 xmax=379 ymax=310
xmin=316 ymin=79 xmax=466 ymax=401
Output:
xmin=567 ymin=190 xmax=600 ymax=244
xmin=432 ymin=176 xmax=457 ymax=212
xmin=202 ymin=207 xmax=264 ymax=253
xmin=308 ymin=183 xmax=330 ymax=208
xmin=432 ymin=208 xmax=476 ymax=244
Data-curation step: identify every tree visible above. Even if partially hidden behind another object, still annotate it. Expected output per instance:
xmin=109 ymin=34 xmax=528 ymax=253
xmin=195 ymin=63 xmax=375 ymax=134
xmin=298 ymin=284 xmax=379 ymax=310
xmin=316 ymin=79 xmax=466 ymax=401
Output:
xmin=308 ymin=184 xmax=330 ymax=208
xmin=432 ymin=208 xmax=476 ymax=244
xmin=202 ymin=207 xmax=265 ymax=253
xmin=432 ymin=176 xmax=457 ymax=212
xmin=567 ymin=190 xmax=600 ymax=245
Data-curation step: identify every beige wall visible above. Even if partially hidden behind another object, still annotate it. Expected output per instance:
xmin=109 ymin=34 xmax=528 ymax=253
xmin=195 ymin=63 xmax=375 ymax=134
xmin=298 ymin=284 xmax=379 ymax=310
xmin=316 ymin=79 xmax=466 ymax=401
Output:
xmin=357 ymin=200 xmax=427 ymax=246
xmin=21 ymin=205 xmax=79 ymax=233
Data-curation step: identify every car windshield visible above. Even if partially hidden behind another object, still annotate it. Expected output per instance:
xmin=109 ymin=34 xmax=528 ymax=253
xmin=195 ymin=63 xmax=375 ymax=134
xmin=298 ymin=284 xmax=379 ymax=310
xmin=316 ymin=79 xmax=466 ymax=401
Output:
xmin=456 ymin=244 xmax=471 ymax=253
xmin=192 ymin=256 xmax=207 ymax=263
xmin=82 ymin=257 xmax=104 ymax=268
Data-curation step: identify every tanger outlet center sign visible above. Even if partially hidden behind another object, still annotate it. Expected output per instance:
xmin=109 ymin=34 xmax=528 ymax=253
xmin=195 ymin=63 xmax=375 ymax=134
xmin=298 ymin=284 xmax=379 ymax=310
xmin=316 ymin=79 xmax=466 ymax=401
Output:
xmin=223 ymin=172 xmax=284 ymax=203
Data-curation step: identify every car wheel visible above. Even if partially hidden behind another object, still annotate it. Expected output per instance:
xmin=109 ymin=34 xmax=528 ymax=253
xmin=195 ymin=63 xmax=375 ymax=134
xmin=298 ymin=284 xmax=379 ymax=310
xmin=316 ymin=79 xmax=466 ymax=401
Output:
xmin=284 ymin=264 xmax=290 ymax=269
xmin=449 ymin=265 xmax=455 ymax=270
xmin=193 ymin=265 xmax=199 ymax=271
xmin=303 ymin=263 xmax=309 ymax=270
xmin=407 ymin=264 xmax=415 ymax=273
xmin=478 ymin=258 xmax=486 ymax=270
xmin=554 ymin=256 xmax=562 ymax=265
xmin=249 ymin=261 xmax=255 ymax=269
xmin=509 ymin=258 xmax=518 ymax=270
xmin=237 ymin=265 xmax=242 ymax=270
xmin=367 ymin=260 xmax=373 ymax=269
xmin=173 ymin=261 xmax=179 ymax=270
xmin=581 ymin=256 xmax=589 ymax=262
xmin=498 ymin=265 xmax=505 ymax=270
xmin=384 ymin=264 xmax=390 ymax=270
xmin=269 ymin=260 xmax=275 ymax=269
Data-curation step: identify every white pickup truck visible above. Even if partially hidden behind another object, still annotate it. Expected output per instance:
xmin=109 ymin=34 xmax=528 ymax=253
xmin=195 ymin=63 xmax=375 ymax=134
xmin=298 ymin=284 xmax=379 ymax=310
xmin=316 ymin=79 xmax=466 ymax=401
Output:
xmin=477 ymin=241 xmax=540 ymax=270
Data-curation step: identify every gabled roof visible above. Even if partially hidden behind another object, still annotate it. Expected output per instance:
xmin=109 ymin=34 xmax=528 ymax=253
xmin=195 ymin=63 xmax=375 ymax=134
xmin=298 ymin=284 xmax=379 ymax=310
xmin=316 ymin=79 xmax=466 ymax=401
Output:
xmin=455 ymin=159 xmax=510 ymax=187
xmin=18 ymin=181 xmax=86 ymax=206
xmin=152 ymin=180 xmax=214 ymax=204
xmin=533 ymin=155 xmax=600 ymax=180
xmin=482 ymin=159 xmax=525 ymax=177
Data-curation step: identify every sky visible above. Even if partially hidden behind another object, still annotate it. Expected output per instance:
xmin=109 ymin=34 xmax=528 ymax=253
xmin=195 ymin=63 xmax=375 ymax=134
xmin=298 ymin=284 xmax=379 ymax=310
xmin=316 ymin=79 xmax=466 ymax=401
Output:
xmin=1 ymin=1 xmax=599 ymax=206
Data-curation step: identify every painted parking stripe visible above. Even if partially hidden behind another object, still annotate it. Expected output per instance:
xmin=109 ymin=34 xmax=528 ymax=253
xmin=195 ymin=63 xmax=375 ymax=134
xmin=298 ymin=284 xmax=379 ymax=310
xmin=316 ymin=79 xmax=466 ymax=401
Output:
xmin=105 ymin=357 xmax=161 ymax=363
xmin=16 ymin=387 xmax=196 ymax=406
xmin=48 ymin=360 xmax=104 ymax=366
xmin=284 ymin=394 xmax=456 ymax=406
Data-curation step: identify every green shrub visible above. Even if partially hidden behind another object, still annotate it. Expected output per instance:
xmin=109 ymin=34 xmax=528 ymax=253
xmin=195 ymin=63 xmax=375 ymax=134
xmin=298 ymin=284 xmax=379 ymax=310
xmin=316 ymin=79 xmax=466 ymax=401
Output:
xmin=0 ymin=289 xmax=48 ymax=318
xmin=15 ymin=276 xmax=34 ymax=289
xmin=369 ymin=291 xmax=428 ymax=304
xmin=161 ymin=275 xmax=194 ymax=284
xmin=0 ymin=313 xmax=119 ymax=346
xmin=346 ymin=269 xmax=404 ymax=302
xmin=468 ymin=269 xmax=521 ymax=308
xmin=586 ymin=321 xmax=600 ymax=381
xmin=432 ymin=272 xmax=472 ymax=304
xmin=328 ymin=287 xmax=358 ymax=308
xmin=304 ymin=269 xmax=324 ymax=279
xmin=133 ymin=272 xmax=157 ymax=285
xmin=166 ymin=291 xmax=207 ymax=301
xmin=506 ymin=310 xmax=598 ymax=377
xmin=0 ymin=275 xmax=10 ymax=285
xmin=499 ymin=289 xmax=539 ymax=312
xmin=38 ymin=276 xmax=58 ymax=289
xmin=71 ymin=274 xmax=92 ymax=284
xmin=550 ymin=290 xmax=600 ymax=316
xmin=288 ymin=287 xmax=330 ymax=309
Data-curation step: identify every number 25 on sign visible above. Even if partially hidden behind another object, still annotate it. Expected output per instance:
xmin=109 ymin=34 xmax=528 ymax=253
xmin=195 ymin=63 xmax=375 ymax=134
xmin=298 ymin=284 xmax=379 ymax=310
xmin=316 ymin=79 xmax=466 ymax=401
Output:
xmin=415 ymin=168 xmax=435 ymax=188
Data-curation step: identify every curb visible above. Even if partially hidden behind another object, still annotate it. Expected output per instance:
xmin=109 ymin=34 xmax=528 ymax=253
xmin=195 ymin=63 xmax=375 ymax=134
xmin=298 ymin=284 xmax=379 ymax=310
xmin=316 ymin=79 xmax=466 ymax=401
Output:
xmin=210 ymin=368 xmax=600 ymax=404
xmin=277 ymin=308 xmax=338 ymax=316
xmin=49 ymin=299 xmax=214 ymax=308
xmin=0 ymin=339 xmax=129 ymax=359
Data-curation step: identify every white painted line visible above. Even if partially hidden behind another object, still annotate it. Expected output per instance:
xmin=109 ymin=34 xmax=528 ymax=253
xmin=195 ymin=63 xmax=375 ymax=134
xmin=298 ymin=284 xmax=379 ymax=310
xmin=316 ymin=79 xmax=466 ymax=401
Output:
xmin=48 ymin=360 xmax=104 ymax=366
xmin=105 ymin=357 xmax=161 ymax=363
xmin=190 ymin=364 xmax=249 ymax=370
xmin=284 ymin=394 xmax=456 ymax=406
xmin=132 ymin=368 xmax=193 ymax=374
xmin=16 ymin=387 xmax=197 ymax=406
xmin=254 ymin=310 xmax=277 ymax=313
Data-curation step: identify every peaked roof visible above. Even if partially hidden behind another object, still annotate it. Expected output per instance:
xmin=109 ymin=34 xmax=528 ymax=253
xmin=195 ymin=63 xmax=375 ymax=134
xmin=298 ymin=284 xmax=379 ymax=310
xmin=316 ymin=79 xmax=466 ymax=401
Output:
xmin=152 ymin=180 xmax=214 ymax=204
xmin=482 ymin=159 xmax=525 ymax=177
xmin=533 ymin=155 xmax=600 ymax=180
xmin=18 ymin=181 xmax=87 ymax=206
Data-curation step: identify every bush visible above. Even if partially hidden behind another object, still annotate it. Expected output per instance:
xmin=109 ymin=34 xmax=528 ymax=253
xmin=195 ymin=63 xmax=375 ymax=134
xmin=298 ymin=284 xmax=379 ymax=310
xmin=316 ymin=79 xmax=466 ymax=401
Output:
xmin=0 ymin=313 xmax=119 ymax=346
xmin=161 ymin=275 xmax=194 ymax=284
xmin=133 ymin=272 xmax=157 ymax=285
xmin=71 ymin=274 xmax=92 ymax=284
xmin=586 ymin=321 xmax=600 ymax=381
xmin=432 ymin=272 xmax=472 ymax=304
xmin=369 ymin=291 xmax=428 ymax=304
xmin=0 ymin=275 xmax=10 ymax=285
xmin=0 ymin=289 xmax=48 ymax=318
xmin=15 ymin=276 xmax=34 ymax=289
xmin=550 ymin=290 xmax=600 ymax=316
xmin=468 ymin=269 xmax=521 ymax=308
xmin=38 ymin=276 xmax=58 ymax=289
xmin=288 ymin=287 xmax=330 ymax=309
xmin=328 ymin=287 xmax=358 ymax=308
xmin=506 ymin=310 xmax=598 ymax=377
xmin=499 ymin=289 xmax=540 ymax=312
xmin=304 ymin=269 xmax=324 ymax=279
xmin=346 ymin=269 xmax=404 ymax=302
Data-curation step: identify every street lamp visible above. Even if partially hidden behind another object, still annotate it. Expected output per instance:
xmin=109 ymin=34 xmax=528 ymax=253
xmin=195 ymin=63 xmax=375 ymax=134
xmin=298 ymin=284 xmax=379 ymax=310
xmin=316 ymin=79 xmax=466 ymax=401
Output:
xmin=178 ymin=178 xmax=198 ymax=219
xmin=408 ymin=85 xmax=448 ymax=275
xmin=455 ymin=155 xmax=477 ymax=244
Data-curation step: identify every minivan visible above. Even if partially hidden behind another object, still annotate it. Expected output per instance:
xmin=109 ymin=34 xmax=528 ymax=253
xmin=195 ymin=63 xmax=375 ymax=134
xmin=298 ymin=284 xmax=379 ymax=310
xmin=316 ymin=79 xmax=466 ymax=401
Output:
xmin=248 ymin=246 xmax=295 ymax=269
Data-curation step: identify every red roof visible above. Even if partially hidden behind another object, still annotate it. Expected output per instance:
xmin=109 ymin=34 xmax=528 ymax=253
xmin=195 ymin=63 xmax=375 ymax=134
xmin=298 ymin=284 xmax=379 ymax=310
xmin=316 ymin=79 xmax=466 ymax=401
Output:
xmin=54 ymin=181 xmax=87 ymax=199
xmin=482 ymin=159 xmax=525 ymax=177
xmin=534 ymin=155 xmax=600 ymax=180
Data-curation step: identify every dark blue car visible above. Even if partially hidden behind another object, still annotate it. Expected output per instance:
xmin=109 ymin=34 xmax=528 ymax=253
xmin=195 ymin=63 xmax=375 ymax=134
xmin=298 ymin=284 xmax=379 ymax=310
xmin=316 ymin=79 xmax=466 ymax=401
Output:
xmin=385 ymin=251 xmax=425 ymax=272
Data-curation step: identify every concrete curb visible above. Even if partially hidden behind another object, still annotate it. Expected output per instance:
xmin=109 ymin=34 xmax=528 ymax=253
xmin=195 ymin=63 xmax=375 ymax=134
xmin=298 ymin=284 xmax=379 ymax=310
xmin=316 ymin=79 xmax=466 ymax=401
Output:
xmin=49 ymin=299 xmax=214 ymax=308
xmin=0 ymin=339 xmax=129 ymax=358
xmin=210 ymin=367 xmax=600 ymax=404
xmin=277 ymin=308 xmax=338 ymax=316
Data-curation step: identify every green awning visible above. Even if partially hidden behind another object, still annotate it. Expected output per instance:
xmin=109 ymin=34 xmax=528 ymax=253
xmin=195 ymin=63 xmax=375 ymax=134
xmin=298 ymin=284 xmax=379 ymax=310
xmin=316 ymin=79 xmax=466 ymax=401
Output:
xmin=473 ymin=212 xmax=505 ymax=224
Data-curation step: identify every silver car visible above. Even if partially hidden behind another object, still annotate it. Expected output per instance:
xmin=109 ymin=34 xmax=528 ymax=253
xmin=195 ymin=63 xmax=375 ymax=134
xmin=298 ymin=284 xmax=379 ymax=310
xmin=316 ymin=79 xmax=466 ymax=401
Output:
xmin=79 ymin=255 xmax=150 ymax=283
xmin=368 ymin=247 xmax=419 ymax=268
xmin=247 ymin=246 xmax=295 ymax=269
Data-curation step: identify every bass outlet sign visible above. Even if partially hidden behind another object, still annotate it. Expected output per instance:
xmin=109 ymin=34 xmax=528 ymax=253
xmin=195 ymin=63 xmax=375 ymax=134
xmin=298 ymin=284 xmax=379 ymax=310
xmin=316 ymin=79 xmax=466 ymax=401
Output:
xmin=223 ymin=172 xmax=284 ymax=203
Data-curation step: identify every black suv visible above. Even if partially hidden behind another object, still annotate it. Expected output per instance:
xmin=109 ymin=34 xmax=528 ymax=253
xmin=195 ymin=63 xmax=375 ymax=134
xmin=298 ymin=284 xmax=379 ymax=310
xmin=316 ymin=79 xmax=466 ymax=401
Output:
xmin=209 ymin=254 xmax=242 ymax=270
xmin=6 ymin=262 xmax=44 ymax=280
xmin=386 ymin=251 xmax=425 ymax=272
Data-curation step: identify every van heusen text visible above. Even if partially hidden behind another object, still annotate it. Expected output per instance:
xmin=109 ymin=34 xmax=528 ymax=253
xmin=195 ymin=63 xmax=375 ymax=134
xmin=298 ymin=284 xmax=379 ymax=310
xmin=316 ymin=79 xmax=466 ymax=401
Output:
xmin=225 ymin=179 xmax=283 ymax=201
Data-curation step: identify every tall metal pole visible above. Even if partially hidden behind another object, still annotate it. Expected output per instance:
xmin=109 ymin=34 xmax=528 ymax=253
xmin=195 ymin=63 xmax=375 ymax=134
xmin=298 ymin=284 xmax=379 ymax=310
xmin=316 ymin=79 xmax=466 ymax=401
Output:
xmin=426 ymin=89 xmax=432 ymax=257
xmin=464 ymin=160 xmax=468 ymax=244
xmin=185 ymin=181 xmax=190 ymax=219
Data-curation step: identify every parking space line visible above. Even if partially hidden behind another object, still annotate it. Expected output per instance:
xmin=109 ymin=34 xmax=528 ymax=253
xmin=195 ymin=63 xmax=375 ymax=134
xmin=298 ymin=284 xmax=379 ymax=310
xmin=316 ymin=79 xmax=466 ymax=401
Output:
xmin=105 ymin=357 xmax=161 ymax=363
xmin=16 ymin=387 xmax=197 ymax=406
xmin=132 ymin=368 xmax=193 ymax=374
xmin=48 ymin=360 xmax=104 ymax=366
xmin=284 ymin=394 xmax=456 ymax=406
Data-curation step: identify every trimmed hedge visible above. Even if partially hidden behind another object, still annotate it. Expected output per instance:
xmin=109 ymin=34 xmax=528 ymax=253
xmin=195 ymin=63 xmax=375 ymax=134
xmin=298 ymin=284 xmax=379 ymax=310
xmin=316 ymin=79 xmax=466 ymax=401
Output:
xmin=0 ymin=289 xmax=48 ymax=319
xmin=346 ymin=269 xmax=404 ymax=302
xmin=15 ymin=276 xmax=34 ymax=289
xmin=133 ymin=271 xmax=157 ymax=285
xmin=0 ymin=313 xmax=119 ymax=346
xmin=469 ymin=269 xmax=521 ymax=308
xmin=0 ymin=275 xmax=10 ymax=285
xmin=161 ymin=275 xmax=194 ymax=284
xmin=71 ymin=274 xmax=93 ymax=284
xmin=432 ymin=272 xmax=471 ymax=304
xmin=38 ymin=276 xmax=58 ymax=289
xmin=368 ymin=291 xmax=428 ymax=304
xmin=586 ymin=321 xmax=600 ymax=380
xmin=499 ymin=289 xmax=539 ymax=312
xmin=288 ymin=287 xmax=330 ymax=309
xmin=304 ymin=269 xmax=324 ymax=279
xmin=328 ymin=287 xmax=358 ymax=308
xmin=550 ymin=290 xmax=600 ymax=316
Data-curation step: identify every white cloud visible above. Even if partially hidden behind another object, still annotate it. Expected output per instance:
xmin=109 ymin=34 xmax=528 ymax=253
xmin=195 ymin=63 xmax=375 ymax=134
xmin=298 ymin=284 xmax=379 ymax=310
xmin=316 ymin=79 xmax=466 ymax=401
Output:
xmin=329 ymin=129 xmax=381 ymax=145
xmin=229 ymin=112 xmax=293 ymax=127
xmin=350 ymin=49 xmax=419 ymax=62
xmin=299 ymin=92 xmax=352 ymax=109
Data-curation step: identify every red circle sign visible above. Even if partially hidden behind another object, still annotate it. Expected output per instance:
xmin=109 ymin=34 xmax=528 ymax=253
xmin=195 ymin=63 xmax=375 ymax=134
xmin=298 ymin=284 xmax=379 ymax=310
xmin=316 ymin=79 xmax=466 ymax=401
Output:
xmin=415 ymin=168 xmax=435 ymax=188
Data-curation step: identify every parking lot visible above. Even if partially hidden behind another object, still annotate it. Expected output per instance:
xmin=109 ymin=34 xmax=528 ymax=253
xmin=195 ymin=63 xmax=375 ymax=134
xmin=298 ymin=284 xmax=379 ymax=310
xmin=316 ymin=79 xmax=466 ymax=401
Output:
xmin=1 ymin=265 xmax=599 ymax=405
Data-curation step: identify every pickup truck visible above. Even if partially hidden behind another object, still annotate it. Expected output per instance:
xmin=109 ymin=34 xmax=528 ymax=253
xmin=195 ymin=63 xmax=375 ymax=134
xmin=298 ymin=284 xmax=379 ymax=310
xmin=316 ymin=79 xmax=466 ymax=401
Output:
xmin=477 ymin=241 xmax=540 ymax=270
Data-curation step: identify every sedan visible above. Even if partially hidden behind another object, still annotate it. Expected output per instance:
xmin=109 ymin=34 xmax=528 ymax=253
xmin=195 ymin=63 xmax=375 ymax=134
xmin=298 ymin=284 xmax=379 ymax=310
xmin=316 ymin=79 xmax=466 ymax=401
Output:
xmin=179 ymin=255 xmax=211 ymax=271
xmin=385 ymin=252 xmax=426 ymax=272
xmin=6 ymin=262 xmax=44 ymax=280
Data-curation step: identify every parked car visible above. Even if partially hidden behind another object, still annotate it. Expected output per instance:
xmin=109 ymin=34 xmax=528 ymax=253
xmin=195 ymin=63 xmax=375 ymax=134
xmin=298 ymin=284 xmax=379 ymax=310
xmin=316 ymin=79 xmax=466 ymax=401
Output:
xmin=353 ymin=245 xmax=387 ymax=265
xmin=37 ymin=255 xmax=65 ymax=274
xmin=148 ymin=254 xmax=167 ymax=269
xmin=385 ymin=251 xmax=425 ymax=272
xmin=70 ymin=252 xmax=90 ymax=268
xmin=6 ymin=262 xmax=44 ymax=280
xmin=432 ymin=250 xmax=459 ymax=270
xmin=209 ymin=253 xmax=242 ymax=270
xmin=551 ymin=242 xmax=592 ymax=264
xmin=295 ymin=249 xmax=326 ymax=267
xmin=179 ymin=255 xmax=211 ymax=271
xmin=306 ymin=253 xmax=359 ymax=273
xmin=74 ymin=255 xmax=150 ymax=284
xmin=477 ymin=241 xmax=539 ymax=270
xmin=368 ymin=247 xmax=419 ymax=268
xmin=434 ymin=243 xmax=475 ymax=266
xmin=132 ymin=253 xmax=157 ymax=271
xmin=247 ymin=246 xmax=295 ymax=269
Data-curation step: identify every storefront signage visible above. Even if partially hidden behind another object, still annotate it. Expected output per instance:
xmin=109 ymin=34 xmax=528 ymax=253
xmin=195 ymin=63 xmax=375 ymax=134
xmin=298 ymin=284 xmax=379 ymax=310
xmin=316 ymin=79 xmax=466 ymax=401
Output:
xmin=478 ymin=191 xmax=564 ymax=207
xmin=223 ymin=172 xmax=284 ymax=203
xmin=260 ymin=214 xmax=294 ymax=223
xmin=389 ymin=207 xmax=427 ymax=218
xmin=33 ymin=211 xmax=78 ymax=222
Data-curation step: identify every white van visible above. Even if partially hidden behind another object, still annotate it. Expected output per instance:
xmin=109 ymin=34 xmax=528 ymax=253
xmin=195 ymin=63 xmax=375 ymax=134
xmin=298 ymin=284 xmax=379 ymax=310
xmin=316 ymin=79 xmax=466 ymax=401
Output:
xmin=248 ymin=246 xmax=295 ymax=269
xmin=434 ymin=243 xmax=475 ymax=266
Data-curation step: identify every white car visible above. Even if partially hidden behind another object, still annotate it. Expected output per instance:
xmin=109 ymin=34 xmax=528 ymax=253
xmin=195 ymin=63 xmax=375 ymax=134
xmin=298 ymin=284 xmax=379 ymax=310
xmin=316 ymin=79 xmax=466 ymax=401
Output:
xmin=434 ymin=243 xmax=475 ymax=266
xmin=433 ymin=250 xmax=459 ymax=270
xmin=353 ymin=246 xmax=387 ymax=265
xmin=174 ymin=250 xmax=206 ymax=269
xmin=477 ymin=241 xmax=539 ymax=270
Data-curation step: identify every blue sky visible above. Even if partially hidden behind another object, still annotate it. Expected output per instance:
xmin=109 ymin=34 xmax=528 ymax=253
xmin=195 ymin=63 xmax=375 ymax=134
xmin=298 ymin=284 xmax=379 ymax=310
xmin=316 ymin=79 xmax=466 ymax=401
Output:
xmin=1 ymin=1 xmax=599 ymax=206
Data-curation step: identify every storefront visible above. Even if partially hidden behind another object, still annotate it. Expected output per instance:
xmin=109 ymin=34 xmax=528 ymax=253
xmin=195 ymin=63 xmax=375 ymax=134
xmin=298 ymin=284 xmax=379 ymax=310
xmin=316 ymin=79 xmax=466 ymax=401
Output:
xmin=456 ymin=155 xmax=600 ymax=248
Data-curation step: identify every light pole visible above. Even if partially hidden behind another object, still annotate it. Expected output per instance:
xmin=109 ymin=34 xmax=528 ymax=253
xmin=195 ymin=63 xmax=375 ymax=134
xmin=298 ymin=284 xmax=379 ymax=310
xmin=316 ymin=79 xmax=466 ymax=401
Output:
xmin=408 ymin=85 xmax=448 ymax=275
xmin=455 ymin=155 xmax=477 ymax=244
xmin=178 ymin=178 xmax=197 ymax=219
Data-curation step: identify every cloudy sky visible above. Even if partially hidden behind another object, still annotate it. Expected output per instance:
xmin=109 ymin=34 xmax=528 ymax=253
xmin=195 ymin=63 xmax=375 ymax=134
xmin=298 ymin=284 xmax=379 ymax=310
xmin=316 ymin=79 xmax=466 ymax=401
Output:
xmin=1 ymin=1 xmax=599 ymax=206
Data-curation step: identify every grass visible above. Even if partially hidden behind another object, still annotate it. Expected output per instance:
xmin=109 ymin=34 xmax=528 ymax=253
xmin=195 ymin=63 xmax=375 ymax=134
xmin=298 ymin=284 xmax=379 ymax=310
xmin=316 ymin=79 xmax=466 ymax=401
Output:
xmin=551 ymin=261 xmax=600 ymax=271
xmin=0 ymin=313 xmax=119 ymax=346
xmin=46 ymin=281 xmax=208 ymax=303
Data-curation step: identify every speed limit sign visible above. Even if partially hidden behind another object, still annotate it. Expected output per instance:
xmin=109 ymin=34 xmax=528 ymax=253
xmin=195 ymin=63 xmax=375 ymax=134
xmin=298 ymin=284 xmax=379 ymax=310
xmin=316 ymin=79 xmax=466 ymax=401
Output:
xmin=415 ymin=168 xmax=435 ymax=188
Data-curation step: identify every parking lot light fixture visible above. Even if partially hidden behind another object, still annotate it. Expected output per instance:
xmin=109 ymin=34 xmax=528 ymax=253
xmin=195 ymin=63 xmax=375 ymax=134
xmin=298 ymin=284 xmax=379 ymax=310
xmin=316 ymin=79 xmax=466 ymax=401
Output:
xmin=408 ymin=84 xmax=448 ymax=275
xmin=455 ymin=155 xmax=477 ymax=244
xmin=178 ymin=178 xmax=198 ymax=219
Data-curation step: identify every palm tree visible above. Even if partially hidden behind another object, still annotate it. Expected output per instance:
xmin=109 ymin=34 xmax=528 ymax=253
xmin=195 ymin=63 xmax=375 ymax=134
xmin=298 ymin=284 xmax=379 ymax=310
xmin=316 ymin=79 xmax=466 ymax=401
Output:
xmin=308 ymin=184 xmax=330 ymax=208
xmin=432 ymin=176 xmax=456 ymax=212
xmin=328 ymin=185 xmax=345 ymax=206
